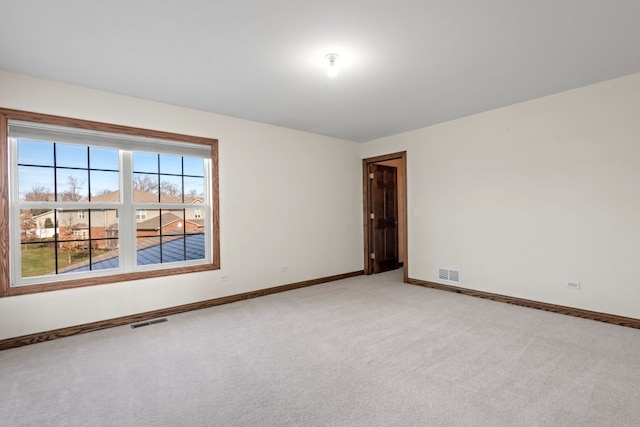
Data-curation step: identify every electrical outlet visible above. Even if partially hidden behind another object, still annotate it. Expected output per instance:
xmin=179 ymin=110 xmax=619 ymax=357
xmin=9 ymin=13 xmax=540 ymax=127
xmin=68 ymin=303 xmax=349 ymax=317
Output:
xmin=220 ymin=274 xmax=230 ymax=282
xmin=280 ymin=266 xmax=288 ymax=273
xmin=566 ymin=281 xmax=580 ymax=290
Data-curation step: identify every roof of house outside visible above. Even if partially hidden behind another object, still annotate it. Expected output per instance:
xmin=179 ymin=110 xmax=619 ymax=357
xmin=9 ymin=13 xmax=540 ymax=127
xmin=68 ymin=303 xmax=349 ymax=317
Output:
xmin=68 ymin=233 xmax=205 ymax=272
xmin=136 ymin=212 xmax=181 ymax=230
xmin=91 ymin=190 xmax=203 ymax=203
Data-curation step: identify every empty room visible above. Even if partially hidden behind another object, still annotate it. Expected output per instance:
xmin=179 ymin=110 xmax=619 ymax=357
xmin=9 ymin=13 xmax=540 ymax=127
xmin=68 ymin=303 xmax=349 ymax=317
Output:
xmin=1 ymin=1 xmax=640 ymax=426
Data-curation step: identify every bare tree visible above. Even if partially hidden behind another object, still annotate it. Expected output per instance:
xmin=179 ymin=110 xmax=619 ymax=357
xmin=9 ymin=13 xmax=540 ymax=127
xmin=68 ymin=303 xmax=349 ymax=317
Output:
xmin=133 ymin=175 xmax=158 ymax=193
xmin=20 ymin=210 xmax=37 ymax=244
xmin=24 ymin=185 xmax=52 ymax=201
xmin=58 ymin=223 xmax=82 ymax=265
xmin=24 ymin=185 xmax=52 ymax=215
xmin=62 ymin=176 xmax=85 ymax=201
xmin=93 ymin=188 xmax=114 ymax=197
xmin=160 ymin=180 xmax=180 ymax=197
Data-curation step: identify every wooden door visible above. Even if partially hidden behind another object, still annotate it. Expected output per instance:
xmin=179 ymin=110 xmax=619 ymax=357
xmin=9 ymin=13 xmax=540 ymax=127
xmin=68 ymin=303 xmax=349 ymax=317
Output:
xmin=370 ymin=164 xmax=399 ymax=273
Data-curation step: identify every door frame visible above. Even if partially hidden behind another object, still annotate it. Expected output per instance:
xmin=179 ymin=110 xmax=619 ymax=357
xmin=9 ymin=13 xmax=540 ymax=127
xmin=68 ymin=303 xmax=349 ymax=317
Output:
xmin=362 ymin=151 xmax=408 ymax=282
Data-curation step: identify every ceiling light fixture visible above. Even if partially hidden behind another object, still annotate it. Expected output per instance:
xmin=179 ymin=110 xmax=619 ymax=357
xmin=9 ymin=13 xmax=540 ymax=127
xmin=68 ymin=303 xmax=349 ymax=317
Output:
xmin=325 ymin=53 xmax=339 ymax=78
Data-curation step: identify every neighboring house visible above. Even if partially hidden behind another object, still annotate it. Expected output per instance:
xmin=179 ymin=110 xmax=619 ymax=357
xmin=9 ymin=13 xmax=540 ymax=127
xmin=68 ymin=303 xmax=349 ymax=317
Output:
xmin=31 ymin=211 xmax=59 ymax=239
xmin=25 ymin=190 xmax=205 ymax=249
xmin=135 ymin=212 xmax=203 ymax=237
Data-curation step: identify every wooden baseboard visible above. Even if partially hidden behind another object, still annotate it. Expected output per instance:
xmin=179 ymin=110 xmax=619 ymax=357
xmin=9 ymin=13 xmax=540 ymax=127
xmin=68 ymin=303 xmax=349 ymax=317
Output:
xmin=407 ymin=277 xmax=640 ymax=329
xmin=0 ymin=270 xmax=364 ymax=351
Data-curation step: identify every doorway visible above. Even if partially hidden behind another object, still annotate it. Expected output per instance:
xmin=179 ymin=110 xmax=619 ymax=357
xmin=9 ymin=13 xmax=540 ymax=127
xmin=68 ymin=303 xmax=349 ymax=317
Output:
xmin=362 ymin=151 xmax=408 ymax=282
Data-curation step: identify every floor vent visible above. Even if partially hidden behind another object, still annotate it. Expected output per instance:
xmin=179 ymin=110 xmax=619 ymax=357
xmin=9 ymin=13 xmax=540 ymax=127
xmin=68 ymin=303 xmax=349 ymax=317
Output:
xmin=130 ymin=318 xmax=168 ymax=329
xmin=438 ymin=268 xmax=461 ymax=283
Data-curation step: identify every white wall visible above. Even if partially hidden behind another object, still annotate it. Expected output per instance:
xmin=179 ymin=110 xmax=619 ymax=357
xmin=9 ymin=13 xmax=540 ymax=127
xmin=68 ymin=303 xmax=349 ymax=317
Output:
xmin=0 ymin=71 xmax=364 ymax=340
xmin=362 ymin=72 xmax=640 ymax=319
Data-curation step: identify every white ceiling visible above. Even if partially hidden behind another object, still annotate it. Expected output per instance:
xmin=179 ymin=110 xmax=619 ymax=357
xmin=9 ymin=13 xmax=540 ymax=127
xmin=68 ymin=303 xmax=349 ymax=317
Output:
xmin=1 ymin=1 xmax=640 ymax=142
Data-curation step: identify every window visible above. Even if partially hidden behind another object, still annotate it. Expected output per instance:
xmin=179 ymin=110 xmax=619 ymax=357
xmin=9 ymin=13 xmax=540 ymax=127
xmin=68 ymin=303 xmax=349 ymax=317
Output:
xmin=0 ymin=109 xmax=220 ymax=297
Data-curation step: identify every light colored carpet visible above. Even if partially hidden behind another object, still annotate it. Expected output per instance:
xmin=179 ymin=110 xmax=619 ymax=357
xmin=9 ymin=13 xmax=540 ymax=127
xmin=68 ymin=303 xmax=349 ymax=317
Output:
xmin=1 ymin=270 xmax=640 ymax=426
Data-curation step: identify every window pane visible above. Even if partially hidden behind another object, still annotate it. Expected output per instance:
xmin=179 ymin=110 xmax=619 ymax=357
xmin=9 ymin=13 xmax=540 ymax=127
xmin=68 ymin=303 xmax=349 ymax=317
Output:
xmin=18 ymin=139 xmax=54 ymax=166
xmin=22 ymin=209 xmax=57 ymax=241
xmin=21 ymin=209 xmax=47 ymax=243
xmin=160 ymin=154 xmax=182 ymax=175
xmin=160 ymin=236 xmax=186 ymax=263
xmin=133 ymin=152 xmax=158 ymax=173
xmin=160 ymin=175 xmax=182 ymax=202
xmin=21 ymin=242 xmax=56 ymax=278
xmin=183 ymin=157 xmax=204 ymax=177
xmin=56 ymin=143 xmax=88 ymax=169
xmin=136 ymin=209 xmax=159 ymax=234
xmin=184 ymin=176 xmax=205 ymax=199
xmin=135 ymin=211 xmax=196 ymax=265
xmin=89 ymin=147 xmax=119 ymax=171
xmin=186 ymin=233 xmax=206 ymax=261
xmin=161 ymin=210 xmax=185 ymax=236
xmin=56 ymin=212 xmax=90 ymax=272
xmin=18 ymin=166 xmax=54 ymax=201
xmin=133 ymin=173 xmax=159 ymax=201
xmin=137 ymin=236 xmax=161 ymax=265
xmin=57 ymin=244 xmax=90 ymax=273
xmin=90 ymin=209 xmax=119 ymax=239
xmin=57 ymin=210 xmax=88 ymax=238
xmin=90 ymin=239 xmax=119 ymax=271
xmin=90 ymin=170 xmax=119 ymax=198
xmin=135 ymin=209 xmax=148 ymax=221
xmin=57 ymin=169 xmax=88 ymax=201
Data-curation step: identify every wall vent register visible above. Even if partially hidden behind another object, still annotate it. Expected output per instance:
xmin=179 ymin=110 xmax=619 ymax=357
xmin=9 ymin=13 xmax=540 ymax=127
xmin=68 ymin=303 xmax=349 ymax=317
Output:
xmin=438 ymin=268 xmax=461 ymax=283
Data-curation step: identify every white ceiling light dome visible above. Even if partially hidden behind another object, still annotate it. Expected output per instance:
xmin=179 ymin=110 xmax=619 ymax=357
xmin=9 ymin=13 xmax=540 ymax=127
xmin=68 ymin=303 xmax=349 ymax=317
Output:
xmin=325 ymin=53 xmax=339 ymax=78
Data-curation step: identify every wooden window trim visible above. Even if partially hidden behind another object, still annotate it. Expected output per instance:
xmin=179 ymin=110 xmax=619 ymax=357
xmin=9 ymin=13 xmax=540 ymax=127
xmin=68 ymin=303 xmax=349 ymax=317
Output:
xmin=0 ymin=108 xmax=220 ymax=297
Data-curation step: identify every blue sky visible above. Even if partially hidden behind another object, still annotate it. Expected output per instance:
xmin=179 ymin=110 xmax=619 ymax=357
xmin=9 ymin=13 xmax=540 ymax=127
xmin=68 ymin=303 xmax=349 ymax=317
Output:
xmin=17 ymin=139 xmax=205 ymax=200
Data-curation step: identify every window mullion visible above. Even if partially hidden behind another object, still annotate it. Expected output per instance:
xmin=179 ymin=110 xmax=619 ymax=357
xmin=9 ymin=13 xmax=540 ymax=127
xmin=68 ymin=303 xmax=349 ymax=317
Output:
xmin=8 ymin=137 xmax=22 ymax=286
xmin=204 ymin=158 xmax=212 ymax=262
xmin=120 ymin=151 xmax=135 ymax=272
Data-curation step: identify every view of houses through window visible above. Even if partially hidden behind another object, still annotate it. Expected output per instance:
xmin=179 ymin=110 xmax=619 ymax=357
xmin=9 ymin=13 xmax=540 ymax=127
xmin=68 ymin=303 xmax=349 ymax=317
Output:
xmin=12 ymin=121 xmax=212 ymax=285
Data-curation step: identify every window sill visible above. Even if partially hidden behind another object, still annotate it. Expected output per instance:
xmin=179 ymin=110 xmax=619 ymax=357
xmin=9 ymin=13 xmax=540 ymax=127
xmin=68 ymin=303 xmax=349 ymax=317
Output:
xmin=2 ymin=261 xmax=220 ymax=298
